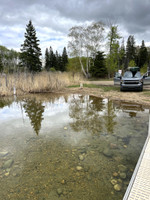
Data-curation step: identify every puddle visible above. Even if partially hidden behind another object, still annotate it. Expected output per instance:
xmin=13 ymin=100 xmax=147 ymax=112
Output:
xmin=0 ymin=94 xmax=149 ymax=200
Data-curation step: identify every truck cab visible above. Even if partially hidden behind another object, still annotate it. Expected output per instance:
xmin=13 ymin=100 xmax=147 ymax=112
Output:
xmin=114 ymin=67 xmax=150 ymax=91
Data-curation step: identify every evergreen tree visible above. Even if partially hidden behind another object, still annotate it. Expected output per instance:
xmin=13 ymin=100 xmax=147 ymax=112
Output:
xmin=107 ymin=25 xmax=121 ymax=54
xmin=0 ymin=54 xmax=3 ymax=73
xmin=138 ymin=40 xmax=148 ymax=68
xmin=106 ymin=25 xmax=121 ymax=78
xmin=118 ymin=39 xmax=125 ymax=69
xmin=61 ymin=47 xmax=68 ymax=71
xmin=126 ymin=35 xmax=136 ymax=66
xmin=45 ymin=48 xmax=50 ymax=71
xmin=49 ymin=46 xmax=54 ymax=69
xmin=90 ymin=51 xmax=107 ymax=78
xmin=55 ymin=50 xmax=59 ymax=70
xmin=20 ymin=20 xmax=42 ymax=72
xmin=58 ymin=54 xmax=64 ymax=71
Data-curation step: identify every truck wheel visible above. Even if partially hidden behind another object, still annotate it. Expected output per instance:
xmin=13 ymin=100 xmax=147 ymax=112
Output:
xmin=140 ymin=86 xmax=143 ymax=92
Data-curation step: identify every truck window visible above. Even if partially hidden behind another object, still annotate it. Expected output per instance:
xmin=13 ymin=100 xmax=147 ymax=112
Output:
xmin=123 ymin=71 xmax=133 ymax=78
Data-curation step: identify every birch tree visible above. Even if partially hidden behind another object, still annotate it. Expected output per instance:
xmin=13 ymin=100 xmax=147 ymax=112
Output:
xmin=68 ymin=21 xmax=105 ymax=78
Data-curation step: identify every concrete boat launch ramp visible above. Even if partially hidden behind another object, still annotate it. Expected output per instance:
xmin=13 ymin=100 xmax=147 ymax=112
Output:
xmin=123 ymin=115 xmax=150 ymax=200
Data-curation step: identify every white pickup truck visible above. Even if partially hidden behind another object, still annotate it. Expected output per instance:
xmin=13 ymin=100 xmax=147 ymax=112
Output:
xmin=114 ymin=67 xmax=150 ymax=91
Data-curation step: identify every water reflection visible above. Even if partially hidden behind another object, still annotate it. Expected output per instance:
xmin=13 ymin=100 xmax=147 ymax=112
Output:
xmin=0 ymin=98 xmax=13 ymax=108
xmin=103 ymin=99 xmax=117 ymax=133
xmin=69 ymin=95 xmax=117 ymax=134
xmin=0 ymin=94 xmax=149 ymax=200
xmin=23 ymin=98 xmax=45 ymax=135
xmin=69 ymin=95 xmax=104 ymax=134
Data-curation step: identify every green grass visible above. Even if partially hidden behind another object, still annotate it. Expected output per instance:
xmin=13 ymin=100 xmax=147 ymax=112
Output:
xmin=68 ymin=83 xmax=119 ymax=92
xmin=142 ymin=91 xmax=150 ymax=97
xmin=67 ymin=85 xmax=80 ymax=88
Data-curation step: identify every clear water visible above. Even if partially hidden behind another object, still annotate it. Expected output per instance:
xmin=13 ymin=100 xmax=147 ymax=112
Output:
xmin=0 ymin=94 xmax=149 ymax=200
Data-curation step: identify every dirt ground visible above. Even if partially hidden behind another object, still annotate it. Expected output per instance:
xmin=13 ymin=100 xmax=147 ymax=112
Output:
xmin=63 ymin=81 xmax=150 ymax=108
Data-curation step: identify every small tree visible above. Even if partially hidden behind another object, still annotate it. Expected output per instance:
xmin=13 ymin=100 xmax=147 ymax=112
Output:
xmin=138 ymin=40 xmax=148 ymax=68
xmin=126 ymin=35 xmax=136 ymax=65
xmin=45 ymin=48 xmax=50 ymax=71
xmin=90 ymin=51 xmax=107 ymax=78
xmin=0 ymin=54 xmax=4 ymax=73
xmin=129 ymin=60 xmax=136 ymax=67
xmin=61 ymin=47 xmax=68 ymax=71
xmin=106 ymin=25 xmax=121 ymax=78
xmin=20 ymin=20 xmax=42 ymax=72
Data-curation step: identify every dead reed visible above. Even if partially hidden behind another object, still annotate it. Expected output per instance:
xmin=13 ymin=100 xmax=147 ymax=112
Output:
xmin=0 ymin=72 xmax=84 ymax=96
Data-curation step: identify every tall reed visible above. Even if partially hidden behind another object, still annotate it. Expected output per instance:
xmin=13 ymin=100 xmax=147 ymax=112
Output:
xmin=0 ymin=72 xmax=84 ymax=96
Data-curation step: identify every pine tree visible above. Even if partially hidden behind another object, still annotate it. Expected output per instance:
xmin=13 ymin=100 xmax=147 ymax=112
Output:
xmin=0 ymin=54 xmax=3 ymax=73
xmin=61 ymin=47 xmax=68 ymax=71
xmin=55 ymin=50 xmax=59 ymax=70
xmin=49 ymin=46 xmax=54 ymax=69
xmin=126 ymin=35 xmax=136 ymax=65
xmin=119 ymin=39 xmax=125 ymax=68
xmin=138 ymin=40 xmax=148 ymax=68
xmin=45 ymin=48 xmax=50 ymax=71
xmin=20 ymin=20 xmax=42 ymax=72
xmin=90 ymin=51 xmax=107 ymax=78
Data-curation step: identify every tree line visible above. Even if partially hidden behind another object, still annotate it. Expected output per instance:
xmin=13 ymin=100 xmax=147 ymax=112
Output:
xmin=0 ymin=20 xmax=150 ymax=78
xmin=0 ymin=20 xmax=68 ymax=74
xmin=45 ymin=46 xmax=68 ymax=72
xmin=68 ymin=22 xmax=150 ymax=78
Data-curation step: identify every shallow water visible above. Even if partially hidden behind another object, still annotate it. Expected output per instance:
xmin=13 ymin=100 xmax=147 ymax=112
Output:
xmin=0 ymin=94 xmax=149 ymax=200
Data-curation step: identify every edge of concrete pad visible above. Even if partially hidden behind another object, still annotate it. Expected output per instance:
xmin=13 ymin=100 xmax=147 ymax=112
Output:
xmin=123 ymin=113 xmax=150 ymax=200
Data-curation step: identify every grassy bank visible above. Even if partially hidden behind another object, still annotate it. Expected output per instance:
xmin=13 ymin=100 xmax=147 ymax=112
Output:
xmin=0 ymin=72 xmax=84 ymax=96
xmin=68 ymin=83 xmax=119 ymax=92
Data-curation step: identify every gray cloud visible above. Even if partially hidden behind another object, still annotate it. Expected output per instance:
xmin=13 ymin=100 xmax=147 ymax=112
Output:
xmin=0 ymin=0 xmax=150 ymax=54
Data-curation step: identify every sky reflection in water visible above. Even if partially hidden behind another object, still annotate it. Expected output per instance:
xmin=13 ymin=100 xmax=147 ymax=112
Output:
xmin=0 ymin=94 xmax=149 ymax=200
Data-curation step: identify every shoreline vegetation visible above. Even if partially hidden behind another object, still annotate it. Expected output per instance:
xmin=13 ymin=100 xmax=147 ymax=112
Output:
xmin=1 ymin=72 xmax=150 ymax=107
xmin=0 ymin=72 xmax=83 ymax=96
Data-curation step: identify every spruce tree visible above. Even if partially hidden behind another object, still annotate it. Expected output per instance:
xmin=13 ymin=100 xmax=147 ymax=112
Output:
xmin=45 ymin=48 xmax=50 ymax=71
xmin=119 ymin=39 xmax=125 ymax=68
xmin=0 ymin=54 xmax=3 ymax=73
xmin=126 ymin=35 xmax=136 ymax=65
xmin=49 ymin=46 xmax=54 ymax=69
xmin=55 ymin=50 xmax=59 ymax=70
xmin=90 ymin=51 xmax=107 ymax=78
xmin=20 ymin=20 xmax=42 ymax=72
xmin=138 ymin=40 xmax=148 ymax=68
xmin=61 ymin=47 xmax=68 ymax=71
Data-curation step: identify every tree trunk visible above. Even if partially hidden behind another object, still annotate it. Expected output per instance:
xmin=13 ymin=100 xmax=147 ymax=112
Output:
xmin=79 ymin=57 xmax=88 ymax=78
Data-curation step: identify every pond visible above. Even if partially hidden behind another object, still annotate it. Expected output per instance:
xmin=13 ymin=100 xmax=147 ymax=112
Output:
xmin=0 ymin=94 xmax=149 ymax=200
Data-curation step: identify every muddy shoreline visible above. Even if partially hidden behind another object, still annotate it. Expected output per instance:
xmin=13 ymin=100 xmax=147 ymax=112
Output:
xmin=62 ymin=87 xmax=150 ymax=108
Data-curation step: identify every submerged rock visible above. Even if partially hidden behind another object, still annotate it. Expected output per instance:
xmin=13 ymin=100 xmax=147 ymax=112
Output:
xmin=118 ymin=164 xmax=127 ymax=172
xmin=111 ymin=179 xmax=117 ymax=185
xmin=114 ymin=184 xmax=122 ymax=191
xmin=103 ymin=148 xmax=113 ymax=157
xmin=3 ymin=159 xmax=14 ymax=169
xmin=76 ymin=166 xmax=83 ymax=171
xmin=79 ymin=154 xmax=85 ymax=161
xmin=120 ymin=172 xmax=126 ymax=179
xmin=110 ymin=143 xmax=118 ymax=149
xmin=0 ymin=151 xmax=8 ymax=157
xmin=113 ymin=172 xmax=118 ymax=177
xmin=57 ymin=188 xmax=63 ymax=196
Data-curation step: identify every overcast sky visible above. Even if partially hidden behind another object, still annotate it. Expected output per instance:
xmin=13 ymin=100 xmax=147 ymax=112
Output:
xmin=1 ymin=0 xmax=150 ymax=56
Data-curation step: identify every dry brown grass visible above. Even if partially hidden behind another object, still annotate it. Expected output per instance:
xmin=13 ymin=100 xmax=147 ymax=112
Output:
xmin=0 ymin=72 xmax=84 ymax=96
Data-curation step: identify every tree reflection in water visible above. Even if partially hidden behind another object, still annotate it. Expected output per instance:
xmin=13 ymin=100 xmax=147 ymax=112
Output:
xmin=23 ymin=98 xmax=45 ymax=135
xmin=69 ymin=95 xmax=117 ymax=135
xmin=103 ymin=99 xmax=117 ymax=134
